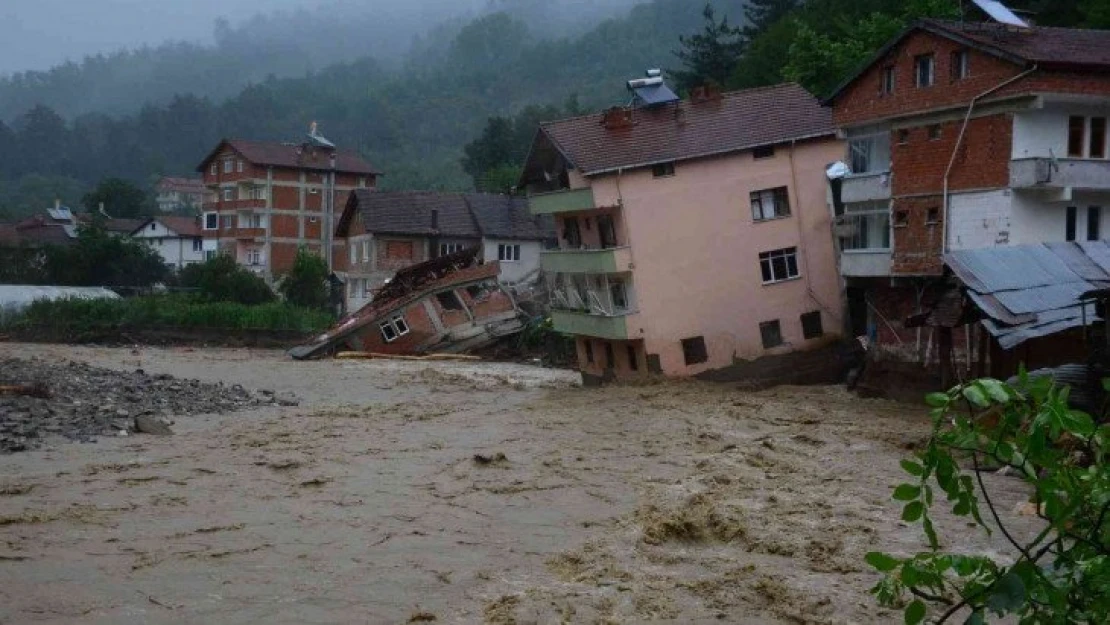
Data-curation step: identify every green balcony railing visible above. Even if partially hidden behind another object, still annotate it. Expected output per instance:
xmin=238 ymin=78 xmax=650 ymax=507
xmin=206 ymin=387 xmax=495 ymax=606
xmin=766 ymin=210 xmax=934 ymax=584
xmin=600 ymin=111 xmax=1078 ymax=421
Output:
xmin=540 ymin=246 xmax=632 ymax=274
xmin=529 ymin=187 xmax=596 ymax=215
xmin=551 ymin=309 xmax=632 ymax=340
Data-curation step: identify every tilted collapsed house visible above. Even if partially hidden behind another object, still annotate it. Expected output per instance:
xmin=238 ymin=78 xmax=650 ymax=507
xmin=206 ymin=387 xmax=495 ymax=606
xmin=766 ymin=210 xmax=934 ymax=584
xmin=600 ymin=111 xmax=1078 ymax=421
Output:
xmin=520 ymin=78 xmax=847 ymax=381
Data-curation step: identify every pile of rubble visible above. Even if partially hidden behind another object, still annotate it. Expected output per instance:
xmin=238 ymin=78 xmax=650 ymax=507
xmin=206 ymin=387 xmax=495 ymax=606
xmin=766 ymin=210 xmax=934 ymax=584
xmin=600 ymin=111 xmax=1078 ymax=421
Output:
xmin=0 ymin=357 xmax=297 ymax=453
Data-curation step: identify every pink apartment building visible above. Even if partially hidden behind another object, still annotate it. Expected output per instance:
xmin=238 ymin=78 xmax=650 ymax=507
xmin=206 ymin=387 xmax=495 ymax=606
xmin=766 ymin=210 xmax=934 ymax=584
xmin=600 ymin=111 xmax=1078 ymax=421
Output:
xmin=520 ymin=81 xmax=847 ymax=382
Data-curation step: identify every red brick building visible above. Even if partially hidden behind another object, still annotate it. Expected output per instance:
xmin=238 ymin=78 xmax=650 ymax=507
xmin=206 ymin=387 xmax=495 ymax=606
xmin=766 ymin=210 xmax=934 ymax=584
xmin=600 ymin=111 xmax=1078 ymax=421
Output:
xmin=824 ymin=19 xmax=1110 ymax=358
xmin=195 ymin=128 xmax=378 ymax=281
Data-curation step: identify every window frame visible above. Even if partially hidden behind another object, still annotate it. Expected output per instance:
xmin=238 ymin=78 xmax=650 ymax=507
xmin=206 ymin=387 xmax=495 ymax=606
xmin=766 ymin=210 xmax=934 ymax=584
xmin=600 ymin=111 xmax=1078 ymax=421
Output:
xmin=1068 ymin=116 xmax=1086 ymax=158
xmin=192 ymin=238 xmax=203 ymax=252
xmin=758 ymin=247 xmax=800 ymax=284
xmin=349 ymin=243 xmax=358 ymax=265
xmin=203 ymin=212 xmax=218 ymax=230
xmin=950 ymin=49 xmax=970 ymax=81
xmin=651 ymin=161 xmax=676 ymax=178
xmin=880 ymin=65 xmax=895 ymax=95
xmin=1066 ymin=206 xmax=1078 ymax=242
xmin=236 ymin=160 xmax=244 ymax=173
xmin=752 ymin=145 xmax=775 ymax=159
xmin=1090 ymin=117 xmax=1107 ymax=159
xmin=1088 ymin=206 xmax=1101 ymax=241
xmin=760 ymin=320 xmax=784 ymax=349
xmin=379 ymin=314 xmax=410 ymax=343
xmin=681 ymin=336 xmax=708 ymax=366
xmin=750 ymin=186 xmax=791 ymax=222
xmin=439 ymin=242 xmax=465 ymax=256
xmin=800 ymin=311 xmax=823 ymax=340
xmin=914 ymin=54 xmax=935 ymax=88
xmin=498 ymin=243 xmax=521 ymax=262
xmin=222 ymin=187 xmax=234 ymax=201
xmin=223 ymin=159 xmax=234 ymax=173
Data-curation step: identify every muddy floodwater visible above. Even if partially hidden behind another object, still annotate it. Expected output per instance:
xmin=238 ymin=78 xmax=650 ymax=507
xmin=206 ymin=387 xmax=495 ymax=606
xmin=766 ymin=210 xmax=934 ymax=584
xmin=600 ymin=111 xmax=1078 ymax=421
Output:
xmin=0 ymin=344 xmax=1039 ymax=624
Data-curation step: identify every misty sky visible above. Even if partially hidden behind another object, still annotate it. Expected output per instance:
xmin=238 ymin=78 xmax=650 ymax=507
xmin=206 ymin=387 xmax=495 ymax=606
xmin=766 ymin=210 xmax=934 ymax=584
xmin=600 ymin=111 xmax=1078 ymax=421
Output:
xmin=0 ymin=0 xmax=490 ymax=75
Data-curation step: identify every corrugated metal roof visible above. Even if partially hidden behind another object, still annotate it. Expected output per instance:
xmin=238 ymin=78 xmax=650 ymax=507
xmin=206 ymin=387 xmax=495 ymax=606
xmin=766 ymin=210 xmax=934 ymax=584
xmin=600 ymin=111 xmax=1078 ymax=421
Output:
xmin=945 ymin=242 xmax=1110 ymax=349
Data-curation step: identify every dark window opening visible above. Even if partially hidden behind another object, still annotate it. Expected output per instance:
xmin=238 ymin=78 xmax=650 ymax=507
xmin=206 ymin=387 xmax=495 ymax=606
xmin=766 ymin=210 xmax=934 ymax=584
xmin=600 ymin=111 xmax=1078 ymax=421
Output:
xmin=928 ymin=124 xmax=942 ymax=141
xmin=436 ymin=291 xmax=464 ymax=311
xmin=466 ymin=285 xmax=482 ymax=299
xmin=880 ymin=66 xmax=895 ymax=95
xmin=760 ymin=320 xmax=783 ymax=349
xmin=926 ymin=207 xmax=940 ymax=224
xmin=604 ymin=342 xmax=615 ymax=369
xmin=681 ymin=336 xmax=708 ymax=365
xmin=563 ymin=217 xmax=582 ymax=248
xmin=1066 ymin=206 xmax=1078 ymax=242
xmin=950 ymin=49 xmax=969 ymax=80
xmin=627 ymin=345 xmax=639 ymax=371
xmin=753 ymin=145 xmax=775 ymax=159
xmin=914 ymin=54 xmax=935 ymax=88
xmin=597 ymin=213 xmax=618 ymax=248
xmin=897 ymin=129 xmax=909 ymax=144
xmin=651 ymin=162 xmax=676 ymax=178
xmin=800 ymin=311 xmax=823 ymax=340
xmin=1088 ymin=207 xmax=1101 ymax=241
xmin=1068 ymin=116 xmax=1086 ymax=157
xmin=1091 ymin=117 xmax=1106 ymax=159
xmin=751 ymin=186 xmax=791 ymax=221
xmin=893 ymin=210 xmax=909 ymax=227
xmin=584 ymin=340 xmax=594 ymax=364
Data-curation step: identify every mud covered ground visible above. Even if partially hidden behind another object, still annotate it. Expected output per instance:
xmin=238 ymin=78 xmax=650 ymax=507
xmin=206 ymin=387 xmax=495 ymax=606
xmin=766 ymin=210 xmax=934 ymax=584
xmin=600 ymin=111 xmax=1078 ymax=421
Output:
xmin=0 ymin=344 xmax=1040 ymax=624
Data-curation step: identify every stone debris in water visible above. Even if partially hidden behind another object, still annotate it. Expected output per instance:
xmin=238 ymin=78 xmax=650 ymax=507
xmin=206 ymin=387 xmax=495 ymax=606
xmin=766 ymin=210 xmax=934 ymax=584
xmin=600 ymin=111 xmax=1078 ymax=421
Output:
xmin=0 ymin=357 xmax=293 ymax=453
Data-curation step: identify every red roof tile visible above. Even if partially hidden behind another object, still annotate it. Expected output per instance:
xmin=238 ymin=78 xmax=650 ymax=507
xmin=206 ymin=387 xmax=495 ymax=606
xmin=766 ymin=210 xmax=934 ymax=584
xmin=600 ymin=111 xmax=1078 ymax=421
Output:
xmin=535 ymin=83 xmax=834 ymax=176
xmin=925 ymin=20 xmax=1110 ymax=69
xmin=197 ymin=138 xmax=379 ymax=176
xmin=132 ymin=216 xmax=203 ymax=237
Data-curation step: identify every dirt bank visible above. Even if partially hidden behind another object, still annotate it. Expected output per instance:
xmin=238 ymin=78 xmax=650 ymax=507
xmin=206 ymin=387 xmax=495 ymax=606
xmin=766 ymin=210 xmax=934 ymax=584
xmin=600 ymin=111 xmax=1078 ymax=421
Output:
xmin=0 ymin=343 xmax=1039 ymax=624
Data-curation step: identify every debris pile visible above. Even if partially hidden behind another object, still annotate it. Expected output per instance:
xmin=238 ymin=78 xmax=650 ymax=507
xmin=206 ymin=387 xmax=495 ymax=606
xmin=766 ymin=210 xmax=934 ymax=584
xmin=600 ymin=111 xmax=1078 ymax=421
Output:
xmin=0 ymin=357 xmax=297 ymax=453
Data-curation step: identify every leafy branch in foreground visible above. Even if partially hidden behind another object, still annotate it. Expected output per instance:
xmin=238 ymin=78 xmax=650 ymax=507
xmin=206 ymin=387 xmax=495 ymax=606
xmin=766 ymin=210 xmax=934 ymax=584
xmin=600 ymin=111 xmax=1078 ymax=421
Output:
xmin=867 ymin=372 xmax=1109 ymax=623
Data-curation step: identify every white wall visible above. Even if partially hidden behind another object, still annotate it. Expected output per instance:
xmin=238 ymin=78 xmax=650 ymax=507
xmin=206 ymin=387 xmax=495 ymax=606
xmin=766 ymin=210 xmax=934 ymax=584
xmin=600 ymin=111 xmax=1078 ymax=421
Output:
xmin=1012 ymin=110 xmax=1069 ymax=160
xmin=947 ymin=189 xmax=1013 ymax=250
xmin=483 ymin=239 xmax=542 ymax=284
xmin=132 ymin=221 xmax=204 ymax=269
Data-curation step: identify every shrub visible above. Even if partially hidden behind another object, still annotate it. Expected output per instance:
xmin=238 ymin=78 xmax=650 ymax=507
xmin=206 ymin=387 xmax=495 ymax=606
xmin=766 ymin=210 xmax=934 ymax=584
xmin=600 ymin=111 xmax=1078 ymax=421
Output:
xmin=278 ymin=247 xmax=329 ymax=311
xmin=175 ymin=255 xmax=274 ymax=305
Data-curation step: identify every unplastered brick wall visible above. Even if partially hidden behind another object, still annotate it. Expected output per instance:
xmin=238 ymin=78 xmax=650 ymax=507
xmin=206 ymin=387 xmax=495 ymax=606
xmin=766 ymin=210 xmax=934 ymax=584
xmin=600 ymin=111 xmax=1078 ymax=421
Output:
xmin=892 ymin=114 xmax=1013 ymax=196
xmin=892 ymin=196 xmax=945 ymax=275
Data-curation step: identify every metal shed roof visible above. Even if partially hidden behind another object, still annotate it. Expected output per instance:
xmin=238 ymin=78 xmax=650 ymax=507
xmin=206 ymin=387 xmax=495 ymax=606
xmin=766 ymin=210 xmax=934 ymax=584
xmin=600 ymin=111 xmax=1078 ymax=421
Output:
xmin=945 ymin=242 xmax=1110 ymax=349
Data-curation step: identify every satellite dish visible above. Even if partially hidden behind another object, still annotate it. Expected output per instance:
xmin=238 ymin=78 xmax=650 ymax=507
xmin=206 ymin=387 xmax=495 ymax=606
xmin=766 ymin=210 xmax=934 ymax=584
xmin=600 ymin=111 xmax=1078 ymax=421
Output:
xmin=970 ymin=0 xmax=1029 ymax=28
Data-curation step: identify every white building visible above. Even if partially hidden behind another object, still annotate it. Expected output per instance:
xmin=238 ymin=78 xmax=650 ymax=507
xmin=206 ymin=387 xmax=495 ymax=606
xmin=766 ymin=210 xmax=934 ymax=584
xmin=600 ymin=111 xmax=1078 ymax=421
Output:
xmin=130 ymin=216 xmax=205 ymax=269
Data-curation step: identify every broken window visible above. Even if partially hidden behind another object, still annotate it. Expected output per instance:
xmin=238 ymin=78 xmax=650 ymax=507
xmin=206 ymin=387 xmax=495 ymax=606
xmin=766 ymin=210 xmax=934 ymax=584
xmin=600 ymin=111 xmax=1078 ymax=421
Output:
xmin=1091 ymin=117 xmax=1106 ymax=159
xmin=758 ymin=247 xmax=799 ymax=284
xmin=1068 ymin=117 xmax=1086 ymax=157
xmin=914 ymin=54 xmax=935 ymax=88
xmin=800 ymin=311 xmax=823 ymax=340
xmin=950 ymin=49 xmax=970 ymax=80
xmin=563 ymin=217 xmax=582 ymax=248
xmin=760 ymin=320 xmax=783 ymax=349
xmin=1089 ymin=207 xmax=1101 ymax=241
xmin=681 ymin=336 xmax=708 ymax=366
xmin=597 ymin=214 xmax=617 ymax=248
xmin=436 ymin=291 xmax=464 ymax=311
xmin=627 ymin=345 xmax=639 ymax=371
xmin=753 ymin=145 xmax=775 ymax=159
xmin=751 ymin=187 xmax=791 ymax=221
xmin=651 ymin=162 xmax=675 ymax=178
xmin=1067 ymin=206 xmax=1078 ymax=242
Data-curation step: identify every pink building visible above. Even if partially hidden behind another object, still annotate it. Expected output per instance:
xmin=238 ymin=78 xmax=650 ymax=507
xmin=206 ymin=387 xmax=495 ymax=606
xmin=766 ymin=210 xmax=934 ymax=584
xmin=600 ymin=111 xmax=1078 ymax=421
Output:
xmin=521 ymin=82 xmax=847 ymax=382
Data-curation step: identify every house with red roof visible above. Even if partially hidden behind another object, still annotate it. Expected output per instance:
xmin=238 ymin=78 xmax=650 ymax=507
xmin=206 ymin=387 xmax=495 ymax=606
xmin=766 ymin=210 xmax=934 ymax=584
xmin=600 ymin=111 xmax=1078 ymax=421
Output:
xmin=195 ymin=125 xmax=378 ymax=281
xmin=823 ymin=18 xmax=1110 ymax=358
xmin=130 ymin=216 xmax=205 ymax=269
xmin=520 ymin=78 xmax=846 ymax=382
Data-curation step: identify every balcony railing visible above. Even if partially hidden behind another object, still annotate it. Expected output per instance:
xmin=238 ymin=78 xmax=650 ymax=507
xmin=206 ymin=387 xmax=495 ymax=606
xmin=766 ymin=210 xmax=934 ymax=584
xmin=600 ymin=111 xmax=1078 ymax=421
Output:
xmin=1011 ymin=157 xmax=1110 ymax=190
xmin=540 ymin=245 xmax=632 ymax=274
xmin=550 ymin=309 xmax=633 ymax=340
xmin=840 ymin=171 xmax=892 ymax=203
xmin=529 ymin=187 xmax=596 ymax=215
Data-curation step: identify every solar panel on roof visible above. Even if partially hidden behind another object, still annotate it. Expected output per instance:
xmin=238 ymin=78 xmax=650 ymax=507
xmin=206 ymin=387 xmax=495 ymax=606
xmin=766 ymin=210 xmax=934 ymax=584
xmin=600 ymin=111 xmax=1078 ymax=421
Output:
xmin=971 ymin=0 xmax=1029 ymax=28
xmin=632 ymin=83 xmax=680 ymax=107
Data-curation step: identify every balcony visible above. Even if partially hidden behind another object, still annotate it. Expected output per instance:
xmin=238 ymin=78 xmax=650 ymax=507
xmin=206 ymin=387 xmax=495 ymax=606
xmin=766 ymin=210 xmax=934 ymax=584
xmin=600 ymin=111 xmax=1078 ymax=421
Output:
xmin=202 ymin=199 xmax=267 ymax=211
xmin=541 ymin=246 xmax=632 ymax=274
xmin=551 ymin=310 xmax=634 ymax=340
xmin=840 ymin=171 xmax=891 ymax=203
xmin=529 ymin=187 xmax=596 ymax=215
xmin=840 ymin=250 xmax=893 ymax=277
xmin=233 ymin=227 xmax=266 ymax=240
xmin=1010 ymin=157 xmax=1110 ymax=191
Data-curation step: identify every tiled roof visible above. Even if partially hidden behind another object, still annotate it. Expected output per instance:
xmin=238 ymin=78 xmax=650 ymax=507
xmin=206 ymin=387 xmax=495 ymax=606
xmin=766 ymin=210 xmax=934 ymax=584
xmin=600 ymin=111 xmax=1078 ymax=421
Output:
xmin=925 ymin=19 xmax=1110 ymax=69
xmin=339 ymin=190 xmax=551 ymax=242
xmin=536 ymin=83 xmax=834 ymax=176
xmin=4 ymin=216 xmax=76 ymax=246
xmin=463 ymin=194 xmax=554 ymax=241
xmin=197 ymin=138 xmax=379 ymax=175
xmin=132 ymin=216 xmax=203 ymax=237
xmin=157 ymin=177 xmax=206 ymax=193
xmin=102 ymin=218 xmax=145 ymax=234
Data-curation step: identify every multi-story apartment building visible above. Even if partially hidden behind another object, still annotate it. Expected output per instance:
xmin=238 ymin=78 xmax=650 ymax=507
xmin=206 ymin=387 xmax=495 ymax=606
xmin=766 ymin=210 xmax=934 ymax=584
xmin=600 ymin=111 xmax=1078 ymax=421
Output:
xmin=824 ymin=19 xmax=1110 ymax=354
xmin=195 ymin=128 xmax=377 ymax=280
xmin=335 ymin=190 xmax=553 ymax=312
xmin=154 ymin=177 xmax=210 ymax=213
xmin=520 ymin=81 xmax=845 ymax=381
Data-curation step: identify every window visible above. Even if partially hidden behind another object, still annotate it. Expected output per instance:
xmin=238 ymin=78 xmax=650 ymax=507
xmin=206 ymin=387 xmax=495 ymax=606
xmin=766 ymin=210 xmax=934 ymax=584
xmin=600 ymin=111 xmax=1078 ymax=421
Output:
xmin=358 ymin=177 xmax=367 ymax=188
xmin=236 ymin=160 xmax=244 ymax=173
xmin=841 ymin=201 xmax=891 ymax=251
xmin=604 ymin=342 xmax=615 ymax=369
xmin=926 ymin=207 xmax=940 ymax=224
xmin=750 ymin=187 xmax=791 ymax=221
xmin=627 ymin=345 xmax=639 ymax=371
xmin=585 ymin=340 xmax=594 ymax=364
xmin=760 ymin=320 xmax=783 ymax=349
xmin=753 ymin=145 xmax=775 ymax=159
xmin=439 ymin=242 xmax=465 ymax=256
xmin=597 ymin=214 xmax=618 ymax=248
xmin=149 ymin=222 xmax=157 ymax=231
xmin=204 ymin=250 xmax=217 ymax=261
xmin=1068 ymin=116 xmax=1086 ymax=157
xmin=362 ymin=240 xmax=371 ymax=262
xmin=928 ymin=124 xmax=942 ymax=141
xmin=651 ymin=161 xmax=675 ymax=178
xmin=498 ymin=244 xmax=521 ymax=262
xmin=893 ymin=210 xmax=909 ymax=227
xmin=379 ymin=315 xmax=410 ymax=343
xmin=249 ymin=214 xmax=263 ymax=229
xmin=897 ymin=129 xmax=909 ymax=144
xmin=1090 ymin=117 xmax=1106 ymax=159
xmin=563 ymin=217 xmax=582 ymax=248
xmin=362 ymin=279 xmax=371 ymax=298
xmin=759 ymin=247 xmax=799 ymax=284
xmin=1066 ymin=206 xmax=1078 ymax=242
xmin=220 ymin=215 xmax=234 ymax=230
xmin=192 ymin=238 xmax=202 ymax=252
xmin=880 ymin=66 xmax=895 ymax=95
xmin=681 ymin=336 xmax=708 ymax=365
xmin=436 ymin=291 xmax=464 ymax=311
xmin=914 ymin=54 xmax=935 ymax=88
xmin=1089 ymin=207 xmax=1101 ymax=241
xmin=609 ymin=280 xmax=628 ymax=310
xmin=246 ymin=249 xmax=263 ymax=265
xmin=223 ymin=159 xmax=233 ymax=173
xmin=800 ymin=311 xmax=823 ymax=340
xmin=222 ymin=188 xmax=234 ymax=201
xmin=848 ymin=133 xmax=891 ymax=173
xmin=950 ymin=50 xmax=970 ymax=80
xmin=210 ymin=163 xmax=217 ymax=176
xmin=350 ymin=243 xmax=358 ymax=265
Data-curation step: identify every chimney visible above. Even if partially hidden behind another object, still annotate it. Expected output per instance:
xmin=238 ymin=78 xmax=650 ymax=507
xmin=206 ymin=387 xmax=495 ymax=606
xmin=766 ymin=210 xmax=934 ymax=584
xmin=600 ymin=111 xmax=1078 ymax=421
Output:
xmin=430 ymin=209 xmax=439 ymax=232
xmin=54 ymin=198 xmax=60 ymax=210
xmin=601 ymin=106 xmax=633 ymax=130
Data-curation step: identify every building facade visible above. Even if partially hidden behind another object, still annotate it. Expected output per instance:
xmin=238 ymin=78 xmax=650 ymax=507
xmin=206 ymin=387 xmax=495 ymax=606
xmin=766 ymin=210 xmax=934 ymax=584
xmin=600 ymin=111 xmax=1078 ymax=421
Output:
xmin=154 ymin=177 xmax=210 ymax=213
xmin=195 ymin=129 xmax=377 ymax=281
xmin=521 ymin=82 xmax=845 ymax=380
xmin=825 ymin=19 xmax=1110 ymax=356
xmin=130 ymin=216 xmax=204 ymax=269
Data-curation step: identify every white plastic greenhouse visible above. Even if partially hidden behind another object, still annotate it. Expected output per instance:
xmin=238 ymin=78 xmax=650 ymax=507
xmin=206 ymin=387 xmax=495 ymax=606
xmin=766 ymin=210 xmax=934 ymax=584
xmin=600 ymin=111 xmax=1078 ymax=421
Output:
xmin=0 ymin=285 xmax=120 ymax=321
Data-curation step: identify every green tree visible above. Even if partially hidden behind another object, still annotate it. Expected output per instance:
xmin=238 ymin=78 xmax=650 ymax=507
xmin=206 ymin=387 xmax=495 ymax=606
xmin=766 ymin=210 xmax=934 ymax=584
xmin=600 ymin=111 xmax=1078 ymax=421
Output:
xmin=41 ymin=223 xmax=168 ymax=287
xmin=671 ymin=3 xmax=747 ymax=93
xmin=278 ymin=247 xmax=330 ymax=311
xmin=867 ymin=374 xmax=1110 ymax=623
xmin=178 ymin=254 xmax=275 ymax=305
xmin=81 ymin=177 xmax=153 ymax=218
xmin=742 ymin=0 xmax=799 ymax=40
